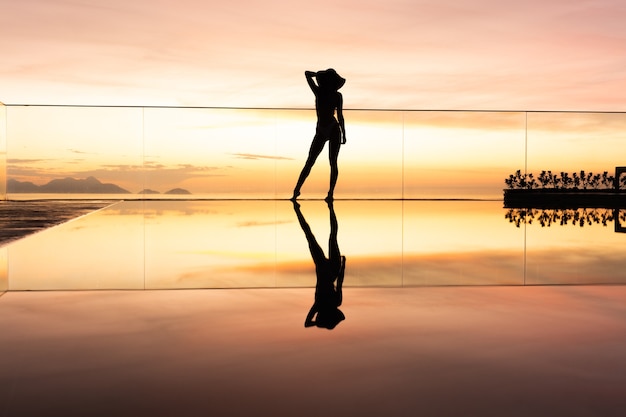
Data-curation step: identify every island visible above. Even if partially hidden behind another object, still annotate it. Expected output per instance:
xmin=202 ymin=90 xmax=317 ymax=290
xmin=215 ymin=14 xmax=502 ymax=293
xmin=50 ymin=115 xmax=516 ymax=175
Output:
xmin=164 ymin=188 xmax=191 ymax=195
xmin=8 ymin=176 xmax=130 ymax=194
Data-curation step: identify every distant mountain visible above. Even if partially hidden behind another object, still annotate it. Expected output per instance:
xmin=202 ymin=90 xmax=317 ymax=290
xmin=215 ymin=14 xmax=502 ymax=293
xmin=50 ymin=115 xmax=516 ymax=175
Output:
xmin=138 ymin=189 xmax=161 ymax=194
xmin=7 ymin=179 xmax=40 ymax=193
xmin=8 ymin=176 xmax=131 ymax=194
xmin=165 ymin=188 xmax=192 ymax=195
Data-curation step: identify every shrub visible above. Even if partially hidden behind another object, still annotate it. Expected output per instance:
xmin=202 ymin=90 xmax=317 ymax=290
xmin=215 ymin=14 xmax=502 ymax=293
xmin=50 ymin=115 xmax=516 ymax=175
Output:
xmin=505 ymin=170 xmax=617 ymax=190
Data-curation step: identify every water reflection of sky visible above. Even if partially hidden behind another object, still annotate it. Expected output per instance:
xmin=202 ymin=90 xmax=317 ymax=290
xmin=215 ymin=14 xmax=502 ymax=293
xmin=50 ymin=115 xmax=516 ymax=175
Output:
xmin=3 ymin=200 xmax=626 ymax=291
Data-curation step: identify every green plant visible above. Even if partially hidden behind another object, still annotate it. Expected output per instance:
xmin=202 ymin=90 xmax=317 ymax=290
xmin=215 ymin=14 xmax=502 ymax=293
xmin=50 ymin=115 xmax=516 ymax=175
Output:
xmin=506 ymin=170 xmax=619 ymax=190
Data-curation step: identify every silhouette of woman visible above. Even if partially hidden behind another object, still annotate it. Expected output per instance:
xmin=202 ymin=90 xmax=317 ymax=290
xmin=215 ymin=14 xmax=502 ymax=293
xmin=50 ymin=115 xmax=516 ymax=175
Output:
xmin=291 ymin=69 xmax=346 ymax=202
xmin=293 ymin=200 xmax=346 ymax=329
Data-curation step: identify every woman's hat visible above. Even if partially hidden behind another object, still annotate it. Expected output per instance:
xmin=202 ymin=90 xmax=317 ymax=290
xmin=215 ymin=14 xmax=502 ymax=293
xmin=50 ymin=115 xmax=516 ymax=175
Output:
xmin=318 ymin=68 xmax=345 ymax=90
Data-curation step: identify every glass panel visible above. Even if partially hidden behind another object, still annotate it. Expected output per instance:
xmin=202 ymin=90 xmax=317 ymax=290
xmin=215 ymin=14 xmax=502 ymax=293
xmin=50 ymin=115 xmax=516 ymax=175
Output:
xmin=7 ymin=202 xmax=145 ymax=290
xmin=143 ymin=108 xmax=280 ymax=199
xmin=144 ymin=200 xmax=279 ymax=289
xmin=0 ymin=101 xmax=5 ymax=199
xmin=524 ymin=112 xmax=626 ymax=284
xmin=339 ymin=110 xmax=404 ymax=199
xmin=343 ymin=200 xmax=403 ymax=285
xmin=277 ymin=200 xmax=403 ymax=287
xmin=278 ymin=109 xmax=404 ymax=199
xmin=0 ymin=246 xmax=6 ymax=293
xmin=6 ymin=106 xmax=144 ymax=199
xmin=526 ymin=112 xmax=626 ymax=184
xmin=403 ymin=201 xmax=525 ymax=285
xmin=524 ymin=208 xmax=626 ymax=284
xmin=276 ymin=109 xmax=321 ymax=199
xmin=403 ymin=111 xmax=526 ymax=199
xmin=0 ymin=101 xmax=5 ymax=293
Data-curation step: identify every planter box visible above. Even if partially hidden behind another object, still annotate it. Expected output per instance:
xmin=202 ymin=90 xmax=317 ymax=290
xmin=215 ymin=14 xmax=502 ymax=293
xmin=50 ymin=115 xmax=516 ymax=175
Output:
xmin=503 ymin=188 xmax=626 ymax=208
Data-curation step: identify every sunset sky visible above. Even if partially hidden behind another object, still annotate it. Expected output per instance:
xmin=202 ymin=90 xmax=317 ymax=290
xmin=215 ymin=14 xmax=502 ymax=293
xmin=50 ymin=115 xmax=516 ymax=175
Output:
xmin=1 ymin=0 xmax=625 ymax=110
xmin=2 ymin=0 xmax=626 ymax=199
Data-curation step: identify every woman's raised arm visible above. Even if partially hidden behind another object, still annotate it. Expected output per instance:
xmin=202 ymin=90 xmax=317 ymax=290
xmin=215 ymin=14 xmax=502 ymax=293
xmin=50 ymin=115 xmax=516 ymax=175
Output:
xmin=305 ymin=71 xmax=318 ymax=93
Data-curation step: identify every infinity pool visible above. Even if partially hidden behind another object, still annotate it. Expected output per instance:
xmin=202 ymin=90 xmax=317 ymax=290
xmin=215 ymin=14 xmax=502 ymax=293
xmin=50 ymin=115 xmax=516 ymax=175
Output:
xmin=3 ymin=200 xmax=625 ymax=290
xmin=2 ymin=200 xmax=626 ymax=417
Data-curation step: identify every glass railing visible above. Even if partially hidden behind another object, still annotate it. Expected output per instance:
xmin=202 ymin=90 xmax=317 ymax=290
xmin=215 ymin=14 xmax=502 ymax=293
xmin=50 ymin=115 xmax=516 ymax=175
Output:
xmin=4 ymin=105 xmax=625 ymax=201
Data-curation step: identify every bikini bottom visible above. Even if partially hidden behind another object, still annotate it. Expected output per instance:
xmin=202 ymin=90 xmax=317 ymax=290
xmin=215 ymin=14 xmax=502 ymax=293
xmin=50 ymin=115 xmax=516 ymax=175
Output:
xmin=316 ymin=119 xmax=340 ymax=140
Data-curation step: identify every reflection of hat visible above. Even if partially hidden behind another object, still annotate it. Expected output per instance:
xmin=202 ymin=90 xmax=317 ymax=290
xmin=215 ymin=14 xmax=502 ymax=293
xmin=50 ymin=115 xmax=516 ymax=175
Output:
xmin=316 ymin=308 xmax=345 ymax=329
xmin=318 ymin=68 xmax=345 ymax=91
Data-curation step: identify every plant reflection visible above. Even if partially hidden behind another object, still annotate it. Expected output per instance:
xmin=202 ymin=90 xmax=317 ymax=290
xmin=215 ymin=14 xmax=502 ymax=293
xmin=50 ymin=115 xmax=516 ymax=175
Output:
xmin=292 ymin=201 xmax=345 ymax=329
xmin=505 ymin=207 xmax=626 ymax=232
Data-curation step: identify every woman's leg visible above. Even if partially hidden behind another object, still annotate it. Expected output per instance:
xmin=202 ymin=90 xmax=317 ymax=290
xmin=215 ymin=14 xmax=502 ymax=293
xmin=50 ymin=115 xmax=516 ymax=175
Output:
xmin=293 ymin=200 xmax=326 ymax=265
xmin=327 ymin=201 xmax=340 ymax=264
xmin=293 ymin=135 xmax=326 ymax=199
xmin=326 ymin=131 xmax=341 ymax=201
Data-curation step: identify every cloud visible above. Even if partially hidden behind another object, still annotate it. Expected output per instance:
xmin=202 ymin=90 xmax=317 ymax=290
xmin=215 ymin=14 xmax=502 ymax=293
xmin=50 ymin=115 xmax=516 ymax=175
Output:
xmin=230 ymin=153 xmax=294 ymax=161
xmin=142 ymin=161 xmax=170 ymax=170
xmin=236 ymin=220 xmax=293 ymax=228
xmin=7 ymin=158 xmax=50 ymax=164
xmin=84 ymin=163 xmax=228 ymax=187
xmin=67 ymin=148 xmax=90 ymax=154
xmin=6 ymin=159 xmax=63 ymax=182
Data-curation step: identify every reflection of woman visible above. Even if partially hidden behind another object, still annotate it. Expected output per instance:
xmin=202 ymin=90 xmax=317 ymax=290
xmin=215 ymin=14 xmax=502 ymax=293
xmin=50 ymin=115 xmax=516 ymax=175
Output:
xmin=293 ymin=200 xmax=345 ymax=329
xmin=291 ymin=69 xmax=346 ymax=202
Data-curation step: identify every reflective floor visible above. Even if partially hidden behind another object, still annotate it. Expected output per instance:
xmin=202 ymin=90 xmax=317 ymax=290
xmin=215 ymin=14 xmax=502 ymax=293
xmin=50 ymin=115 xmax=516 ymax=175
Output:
xmin=1 ymin=286 xmax=626 ymax=416
xmin=1 ymin=200 xmax=626 ymax=416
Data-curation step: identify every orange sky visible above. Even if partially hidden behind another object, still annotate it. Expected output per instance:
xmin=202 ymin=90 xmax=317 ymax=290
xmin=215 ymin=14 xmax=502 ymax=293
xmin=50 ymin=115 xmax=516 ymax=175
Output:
xmin=1 ymin=0 xmax=625 ymax=110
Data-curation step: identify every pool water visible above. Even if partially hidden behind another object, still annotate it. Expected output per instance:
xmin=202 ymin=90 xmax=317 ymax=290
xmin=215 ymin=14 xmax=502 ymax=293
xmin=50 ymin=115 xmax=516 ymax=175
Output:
xmin=3 ymin=200 xmax=625 ymax=290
